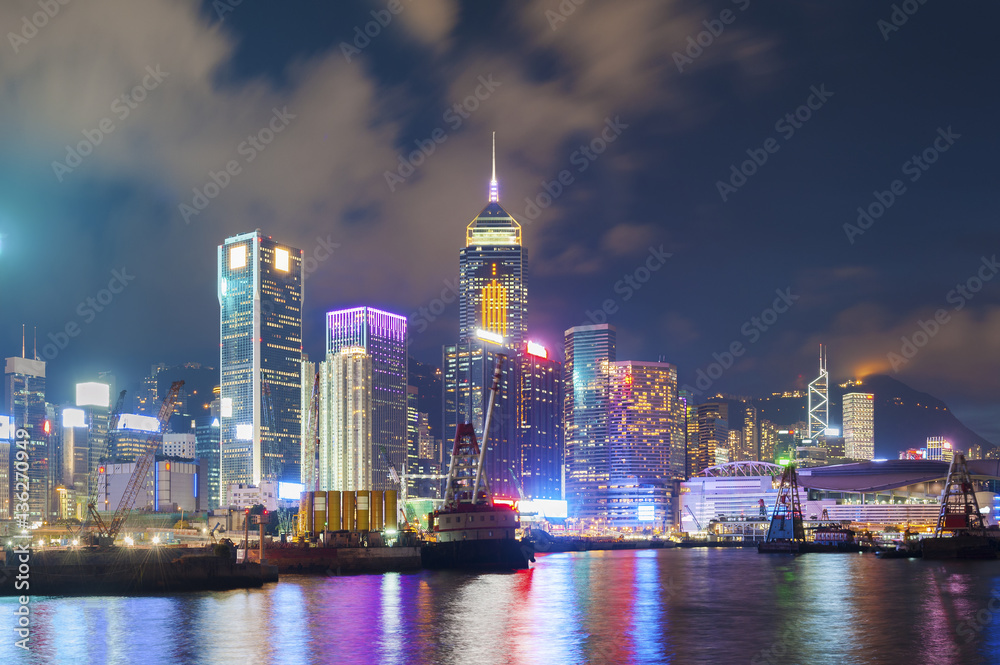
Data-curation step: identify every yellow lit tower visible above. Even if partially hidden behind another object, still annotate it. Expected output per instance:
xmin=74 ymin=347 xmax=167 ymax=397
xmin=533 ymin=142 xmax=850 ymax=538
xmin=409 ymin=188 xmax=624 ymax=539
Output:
xmin=458 ymin=133 xmax=527 ymax=346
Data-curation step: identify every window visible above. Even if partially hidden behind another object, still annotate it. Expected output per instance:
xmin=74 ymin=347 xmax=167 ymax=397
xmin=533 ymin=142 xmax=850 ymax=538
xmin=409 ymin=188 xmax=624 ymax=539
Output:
xmin=490 ymin=515 xmax=495 ymax=521
xmin=230 ymin=245 xmax=247 ymax=269
xmin=275 ymin=247 xmax=290 ymax=272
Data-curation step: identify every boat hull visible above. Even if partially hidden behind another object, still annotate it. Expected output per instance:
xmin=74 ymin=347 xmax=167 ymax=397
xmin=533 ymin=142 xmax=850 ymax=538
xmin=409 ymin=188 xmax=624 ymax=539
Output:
xmin=421 ymin=538 xmax=534 ymax=570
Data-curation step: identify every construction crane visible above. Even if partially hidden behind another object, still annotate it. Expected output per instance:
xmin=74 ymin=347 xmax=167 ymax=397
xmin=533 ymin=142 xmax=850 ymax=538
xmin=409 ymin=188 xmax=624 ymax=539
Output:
xmin=78 ymin=390 xmax=127 ymax=536
xmin=89 ymin=381 xmax=183 ymax=544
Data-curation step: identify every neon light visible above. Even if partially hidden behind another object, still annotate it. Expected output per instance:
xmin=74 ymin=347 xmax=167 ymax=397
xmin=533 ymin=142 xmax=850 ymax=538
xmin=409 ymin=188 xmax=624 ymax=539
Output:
xmin=229 ymin=245 xmax=247 ymax=269
xmin=236 ymin=423 xmax=253 ymax=440
xmin=62 ymin=408 xmax=86 ymax=429
xmin=275 ymin=247 xmax=290 ymax=271
xmin=76 ymin=382 xmax=110 ymax=408
xmin=118 ymin=413 xmax=160 ymax=433
xmin=43 ymin=420 xmax=51 ymax=435
xmin=526 ymin=341 xmax=547 ymax=359
xmin=476 ymin=329 xmax=503 ymax=345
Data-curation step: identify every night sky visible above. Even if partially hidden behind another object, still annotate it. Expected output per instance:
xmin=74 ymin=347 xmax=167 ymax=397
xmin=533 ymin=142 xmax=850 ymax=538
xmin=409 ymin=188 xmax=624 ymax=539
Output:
xmin=1 ymin=1 xmax=997 ymax=442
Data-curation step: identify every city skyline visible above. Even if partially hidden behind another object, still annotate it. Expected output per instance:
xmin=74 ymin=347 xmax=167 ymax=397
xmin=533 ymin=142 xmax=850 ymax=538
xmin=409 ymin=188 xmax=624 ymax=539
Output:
xmin=0 ymin=2 xmax=997 ymax=448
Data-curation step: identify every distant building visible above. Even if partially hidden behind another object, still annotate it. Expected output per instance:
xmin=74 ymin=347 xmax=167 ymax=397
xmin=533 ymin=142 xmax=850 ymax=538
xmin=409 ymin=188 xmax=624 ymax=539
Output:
xmin=695 ymin=401 xmax=729 ymax=474
xmin=162 ymin=433 xmax=197 ymax=459
xmin=326 ymin=307 xmax=407 ymax=492
xmin=606 ymin=360 xmax=681 ymax=528
xmin=226 ymin=481 xmax=279 ymax=512
xmin=843 ymin=393 xmax=875 ymax=460
xmin=516 ymin=342 xmax=563 ymax=501
xmin=563 ymin=324 xmax=616 ymax=520
xmin=98 ymin=457 xmax=207 ymax=513
xmin=218 ymin=230 xmax=304 ymax=489
xmin=4 ymin=356 xmax=48 ymax=522
xmin=926 ymin=436 xmax=954 ymax=463
xmin=195 ymin=409 xmax=221 ymax=510
xmin=319 ymin=347 xmax=373 ymax=492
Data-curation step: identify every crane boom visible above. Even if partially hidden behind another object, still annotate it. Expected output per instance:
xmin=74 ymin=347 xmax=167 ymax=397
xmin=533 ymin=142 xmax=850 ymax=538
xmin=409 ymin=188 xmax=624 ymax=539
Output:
xmin=81 ymin=389 xmax=126 ymax=533
xmin=103 ymin=381 xmax=183 ymax=540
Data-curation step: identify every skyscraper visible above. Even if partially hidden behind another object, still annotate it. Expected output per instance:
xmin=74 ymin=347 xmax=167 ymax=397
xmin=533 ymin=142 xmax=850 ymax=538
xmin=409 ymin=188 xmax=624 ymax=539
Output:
xmin=606 ymin=360 xmax=681 ymax=528
xmin=563 ymin=324 xmax=616 ymax=520
xmin=5 ymin=356 xmax=48 ymax=522
xmin=218 ymin=231 xmax=304 ymax=489
xmin=458 ymin=135 xmax=527 ymax=346
xmin=843 ymin=392 xmax=875 ymax=460
xmin=326 ymin=307 xmax=406 ymax=491
xmin=695 ymin=401 xmax=729 ymax=473
xmin=318 ymin=347 xmax=373 ymax=491
xmin=516 ymin=341 xmax=563 ymax=501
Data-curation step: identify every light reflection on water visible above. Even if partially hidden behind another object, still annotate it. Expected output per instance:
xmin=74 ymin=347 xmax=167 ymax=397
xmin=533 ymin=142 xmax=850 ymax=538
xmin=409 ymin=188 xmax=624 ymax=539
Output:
xmin=4 ymin=549 xmax=1000 ymax=665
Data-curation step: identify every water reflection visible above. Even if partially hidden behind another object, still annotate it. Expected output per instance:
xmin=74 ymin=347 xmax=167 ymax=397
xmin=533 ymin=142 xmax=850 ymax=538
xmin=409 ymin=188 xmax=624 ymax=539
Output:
xmin=5 ymin=550 xmax=1000 ymax=664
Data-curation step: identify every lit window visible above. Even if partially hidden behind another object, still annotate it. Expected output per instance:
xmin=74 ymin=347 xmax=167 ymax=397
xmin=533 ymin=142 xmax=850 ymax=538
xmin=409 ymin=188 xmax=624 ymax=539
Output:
xmin=221 ymin=397 xmax=233 ymax=418
xmin=275 ymin=248 xmax=290 ymax=272
xmin=230 ymin=245 xmax=247 ymax=269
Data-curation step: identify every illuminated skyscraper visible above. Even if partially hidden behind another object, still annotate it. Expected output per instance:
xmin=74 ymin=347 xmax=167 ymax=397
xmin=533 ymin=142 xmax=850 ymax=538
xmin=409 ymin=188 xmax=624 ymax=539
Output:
xmin=843 ymin=392 xmax=875 ymax=460
xmin=695 ymin=401 xmax=729 ymax=473
xmin=458 ymin=135 xmax=527 ymax=346
xmin=5 ymin=356 xmax=48 ymax=522
xmin=563 ymin=324 xmax=616 ymax=520
xmin=326 ymin=307 xmax=406 ymax=491
xmin=516 ymin=342 xmax=563 ymax=501
xmin=318 ymin=347 xmax=373 ymax=491
xmin=606 ymin=360 xmax=682 ymax=528
xmin=218 ymin=231 xmax=303 ymax=489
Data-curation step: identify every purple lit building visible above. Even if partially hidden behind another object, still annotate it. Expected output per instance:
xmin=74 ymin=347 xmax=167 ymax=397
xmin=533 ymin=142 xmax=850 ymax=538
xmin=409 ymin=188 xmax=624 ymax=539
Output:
xmin=326 ymin=307 xmax=407 ymax=491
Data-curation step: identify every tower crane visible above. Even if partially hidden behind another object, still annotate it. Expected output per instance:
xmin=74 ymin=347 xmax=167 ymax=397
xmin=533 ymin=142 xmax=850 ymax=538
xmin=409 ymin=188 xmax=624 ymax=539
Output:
xmin=89 ymin=381 xmax=184 ymax=545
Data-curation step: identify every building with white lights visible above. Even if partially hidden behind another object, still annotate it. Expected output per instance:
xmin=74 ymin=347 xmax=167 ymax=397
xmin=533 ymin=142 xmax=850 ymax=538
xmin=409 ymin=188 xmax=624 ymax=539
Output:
xmin=516 ymin=342 xmax=563 ymax=501
xmin=218 ymin=231 xmax=303 ymax=489
xmin=843 ymin=392 xmax=875 ymax=460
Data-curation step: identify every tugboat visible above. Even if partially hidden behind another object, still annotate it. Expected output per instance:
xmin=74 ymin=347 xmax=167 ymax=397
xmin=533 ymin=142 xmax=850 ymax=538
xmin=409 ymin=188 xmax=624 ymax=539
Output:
xmin=421 ymin=356 xmax=535 ymax=570
xmin=922 ymin=454 xmax=999 ymax=560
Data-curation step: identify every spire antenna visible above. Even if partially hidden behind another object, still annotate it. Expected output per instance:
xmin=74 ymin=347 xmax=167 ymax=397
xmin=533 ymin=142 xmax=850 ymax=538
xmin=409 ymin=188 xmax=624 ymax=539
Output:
xmin=21 ymin=323 xmax=25 ymax=358
xmin=489 ymin=131 xmax=499 ymax=202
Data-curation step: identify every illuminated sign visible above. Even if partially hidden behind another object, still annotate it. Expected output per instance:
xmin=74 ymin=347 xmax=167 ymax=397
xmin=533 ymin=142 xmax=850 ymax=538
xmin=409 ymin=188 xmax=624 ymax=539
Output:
xmin=637 ymin=505 xmax=655 ymax=522
xmin=518 ymin=499 xmax=568 ymax=519
xmin=476 ymin=329 xmax=503 ymax=345
xmin=43 ymin=420 xmax=51 ymax=435
xmin=76 ymin=382 xmax=110 ymax=408
xmin=0 ymin=416 xmax=13 ymax=440
xmin=777 ymin=430 xmax=789 ymax=435
xmin=275 ymin=247 xmax=290 ymax=272
xmin=118 ymin=413 xmax=160 ymax=433
xmin=230 ymin=245 xmax=247 ymax=269
xmin=221 ymin=397 xmax=233 ymax=418
xmin=236 ymin=423 xmax=253 ymax=440
xmin=824 ymin=427 xmax=840 ymax=436
xmin=62 ymin=408 xmax=86 ymax=429
xmin=278 ymin=482 xmax=304 ymax=501
xmin=211 ymin=418 xmax=220 ymax=428
xmin=526 ymin=341 xmax=547 ymax=359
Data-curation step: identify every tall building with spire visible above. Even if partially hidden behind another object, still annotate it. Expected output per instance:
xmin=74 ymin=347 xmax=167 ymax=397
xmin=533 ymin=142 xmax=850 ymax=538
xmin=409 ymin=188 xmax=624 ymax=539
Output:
xmin=444 ymin=135 xmax=528 ymax=499
xmin=458 ymin=133 xmax=527 ymax=346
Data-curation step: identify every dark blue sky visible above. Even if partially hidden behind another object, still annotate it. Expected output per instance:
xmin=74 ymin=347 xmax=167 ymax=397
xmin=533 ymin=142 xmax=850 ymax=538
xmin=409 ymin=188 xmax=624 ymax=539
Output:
xmin=1 ymin=1 xmax=997 ymax=442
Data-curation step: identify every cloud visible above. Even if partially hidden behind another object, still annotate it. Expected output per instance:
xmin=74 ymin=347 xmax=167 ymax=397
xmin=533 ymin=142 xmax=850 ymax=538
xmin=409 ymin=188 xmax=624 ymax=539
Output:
xmin=395 ymin=0 xmax=460 ymax=49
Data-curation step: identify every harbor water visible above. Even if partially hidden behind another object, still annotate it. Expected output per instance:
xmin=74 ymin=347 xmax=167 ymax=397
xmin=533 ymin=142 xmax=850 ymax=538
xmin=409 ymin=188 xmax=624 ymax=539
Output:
xmin=4 ymin=548 xmax=1000 ymax=664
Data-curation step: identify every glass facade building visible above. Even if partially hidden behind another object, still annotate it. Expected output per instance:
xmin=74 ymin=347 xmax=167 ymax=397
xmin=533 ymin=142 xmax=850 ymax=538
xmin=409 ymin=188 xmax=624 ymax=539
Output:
xmin=563 ymin=324 xmax=616 ymax=520
xmin=4 ymin=357 xmax=48 ymax=522
xmin=843 ymin=392 xmax=875 ymax=460
xmin=326 ymin=307 xmax=406 ymax=492
xmin=516 ymin=342 xmax=563 ymax=501
xmin=218 ymin=231 xmax=303 ymax=489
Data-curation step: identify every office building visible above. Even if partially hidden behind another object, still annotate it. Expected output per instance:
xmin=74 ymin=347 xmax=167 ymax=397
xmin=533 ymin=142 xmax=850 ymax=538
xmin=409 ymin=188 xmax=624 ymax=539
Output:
xmin=843 ymin=392 xmax=875 ymax=460
xmin=218 ymin=231 xmax=304 ymax=488
xmin=516 ymin=342 xmax=563 ymax=501
xmin=926 ymin=436 xmax=954 ymax=463
xmin=563 ymin=324 xmax=616 ymax=520
xmin=320 ymin=347 xmax=373 ymax=491
xmin=326 ymin=307 xmax=406 ymax=491
xmin=694 ymin=401 xmax=729 ymax=474
xmin=458 ymin=138 xmax=527 ymax=347
xmin=4 ymin=356 xmax=48 ymax=522
xmin=162 ymin=433 xmax=197 ymax=459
